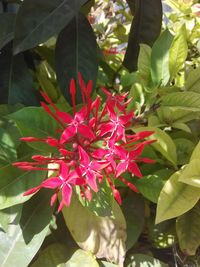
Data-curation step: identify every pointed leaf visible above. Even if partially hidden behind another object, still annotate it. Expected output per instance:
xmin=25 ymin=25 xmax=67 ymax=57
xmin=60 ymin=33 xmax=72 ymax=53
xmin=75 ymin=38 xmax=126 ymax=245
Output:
xmin=179 ymin=159 xmax=200 ymax=188
xmin=156 ymin=171 xmax=200 ymax=224
xmin=55 ymin=13 xmax=98 ymax=104
xmin=185 ymin=66 xmax=200 ymax=93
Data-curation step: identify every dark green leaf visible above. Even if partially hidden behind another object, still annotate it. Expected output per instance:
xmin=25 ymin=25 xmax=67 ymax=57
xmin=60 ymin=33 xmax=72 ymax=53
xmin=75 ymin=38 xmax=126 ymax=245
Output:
xmin=13 ymin=0 xmax=88 ymax=54
xmin=126 ymin=254 xmax=168 ymax=267
xmin=55 ymin=13 xmax=98 ymax=104
xmin=0 ymin=204 xmax=22 ymax=233
xmin=0 ymin=43 xmax=40 ymax=106
xmin=0 ymin=191 xmax=54 ymax=267
xmin=0 ymin=14 xmax=15 ymax=50
xmin=123 ymin=0 xmax=162 ymax=71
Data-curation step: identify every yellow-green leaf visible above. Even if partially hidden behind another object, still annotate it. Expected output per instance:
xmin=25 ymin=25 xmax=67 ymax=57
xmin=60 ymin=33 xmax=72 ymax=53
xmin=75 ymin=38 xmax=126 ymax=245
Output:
xmin=179 ymin=159 xmax=200 ymax=188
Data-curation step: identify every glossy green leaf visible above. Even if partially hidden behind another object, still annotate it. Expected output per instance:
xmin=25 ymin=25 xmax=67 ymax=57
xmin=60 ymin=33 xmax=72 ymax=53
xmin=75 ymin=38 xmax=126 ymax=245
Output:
xmin=0 ymin=14 xmax=15 ymax=50
xmin=9 ymin=106 xmax=59 ymax=152
xmin=185 ymin=66 xmax=200 ymax=93
xmin=134 ymin=174 xmax=166 ymax=203
xmin=123 ymin=0 xmax=162 ymax=71
xmin=121 ymin=193 xmax=144 ymax=250
xmin=55 ymin=13 xmax=98 ymax=104
xmin=0 ymin=156 xmax=47 ymax=209
xmin=64 ymin=249 xmax=99 ymax=267
xmin=31 ymin=243 xmax=71 ymax=267
xmin=0 ymin=191 xmax=54 ymax=267
xmin=156 ymin=171 xmax=200 ymax=224
xmin=151 ymin=29 xmax=174 ymax=87
xmin=161 ymin=91 xmax=200 ymax=112
xmin=179 ymin=159 xmax=200 ymax=188
xmin=133 ymin=127 xmax=177 ymax=165
xmin=0 ymin=127 xmax=17 ymax=164
xmin=61 ymin=194 xmax=126 ymax=266
xmin=190 ymin=141 xmax=200 ymax=161
xmin=0 ymin=204 xmax=22 ymax=233
xmin=13 ymin=0 xmax=88 ymax=54
xmin=169 ymin=25 xmax=188 ymax=78
xmin=176 ymin=205 xmax=200 ymax=255
xmin=0 ymin=44 xmax=40 ymax=106
xmin=126 ymin=254 xmax=168 ymax=267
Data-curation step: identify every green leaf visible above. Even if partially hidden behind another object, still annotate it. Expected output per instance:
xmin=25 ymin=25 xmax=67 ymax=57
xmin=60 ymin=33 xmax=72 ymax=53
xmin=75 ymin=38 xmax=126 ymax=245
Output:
xmin=185 ymin=66 xmax=200 ymax=93
xmin=13 ymin=0 xmax=88 ymax=54
xmin=9 ymin=106 xmax=59 ymax=152
xmin=0 ymin=14 xmax=15 ymax=50
xmin=190 ymin=141 xmax=200 ymax=161
xmin=133 ymin=127 xmax=177 ymax=165
xmin=0 ymin=44 xmax=40 ymax=106
xmin=151 ymin=29 xmax=174 ymax=87
xmin=161 ymin=92 xmax=200 ymax=112
xmin=121 ymin=193 xmax=144 ymax=250
xmin=123 ymin=0 xmax=162 ymax=71
xmin=174 ymin=138 xmax=195 ymax=165
xmin=156 ymin=171 xmax=200 ymax=224
xmin=179 ymin=159 xmax=200 ymax=188
xmin=137 ymin=44 xmax=152 ymax=83
xmin=99 ymin=261 xmax=118 ymax=267
xmin=134 ymin=174 xmax=166 ymax=203
xmin=169 ymin=25 xmax=188 ymax=78
xmin=0 ymin=153 xmax=47 ymax=209
xmin=63 ymin=249 xmax=99 ymax=267
xmin=0 ymin=204 xmax=22 ymax=233
xmin=0 ymin=191 xmax=54 ymax=267
xmin=55 ymin=13 xmax=98 ymax=104
xmin=126 ymin=254 xmax=168 ymax=267
xmin=31 ymin=243 xmax=71 ymax=267
xmin=0 ymin=127 xmax=17 ymax=164
xmin=176 ymin=205 xmax=200 ymax=255
xmin=61 ymin=194 xmax=126 ymax=266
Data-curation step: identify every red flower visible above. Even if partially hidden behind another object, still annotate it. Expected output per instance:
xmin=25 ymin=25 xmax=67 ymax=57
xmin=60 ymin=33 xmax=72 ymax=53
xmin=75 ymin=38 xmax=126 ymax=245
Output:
xmin=13 ymin=74 xmax=155 ymax=209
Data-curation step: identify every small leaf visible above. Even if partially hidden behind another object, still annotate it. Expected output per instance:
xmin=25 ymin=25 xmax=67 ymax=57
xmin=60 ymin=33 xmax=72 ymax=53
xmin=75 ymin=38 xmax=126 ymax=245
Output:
xmin=123 ymin=0 xmax=162 ymax=71
xmin=0 ymin=14 xmax=15 ymax=50
xmin=151 ymin=29 xmax=174 ymax=87
xmin=0 ymin=191 xmax=54 ymax=267
xmin=13 ymin=0 xmax=88 ymax=54
xmin=55 ymin=13 xmax=98 ymax=104
xmin=64 ymin=249 xmax=99 ymax=267
xmin=156 ymin=171 xmax=200 ymax=224
xmin=169 ymin=24 xmax=188 ymax=78
xmin=61 ymin=194 xmax=126 ymax=266
xmin=185 ymin=66 xmax=200 ymax=93
xmin=133 ymin=126 xmax=177 ymax=165
xmin=176 ymin=205 xmax=200 ymax=255
xmin=161 ymin=91 xmax=200 ymax=112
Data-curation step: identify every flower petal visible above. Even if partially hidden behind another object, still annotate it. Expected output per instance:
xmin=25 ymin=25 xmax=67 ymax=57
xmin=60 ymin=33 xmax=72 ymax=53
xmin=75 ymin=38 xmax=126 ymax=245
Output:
xmin=128 ymin=162 xmax=142 ymax=178
xmin=41 ymin=177 xmax=62 ymax=189
xmin=116 ymin=161 xmax=127 ymax=177
xmin=86 ymin=171 xmax=98 ymax=192
xmin=78 ymin=124 xmax=95 ymax=140
xmin=62 ymin=184 xmax=72 ymax=206
xmin=60 ymin=125 xmax=76 ymax=143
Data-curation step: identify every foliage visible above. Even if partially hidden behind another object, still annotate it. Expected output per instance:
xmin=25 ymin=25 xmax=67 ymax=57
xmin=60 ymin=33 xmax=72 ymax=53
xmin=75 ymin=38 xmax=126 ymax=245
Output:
xmin=1 ymin=0 xmax=200 ymax=266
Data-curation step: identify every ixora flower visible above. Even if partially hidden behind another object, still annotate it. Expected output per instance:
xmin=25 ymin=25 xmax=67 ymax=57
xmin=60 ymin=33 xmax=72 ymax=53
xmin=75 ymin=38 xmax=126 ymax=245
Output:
xmin=13 ymin=74 xmax=155 ymax=211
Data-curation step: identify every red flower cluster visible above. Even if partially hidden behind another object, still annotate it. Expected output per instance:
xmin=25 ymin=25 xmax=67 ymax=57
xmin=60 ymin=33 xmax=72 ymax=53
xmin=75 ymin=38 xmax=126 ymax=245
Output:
xmin=13 ymin=74 xmax=155 ymax=211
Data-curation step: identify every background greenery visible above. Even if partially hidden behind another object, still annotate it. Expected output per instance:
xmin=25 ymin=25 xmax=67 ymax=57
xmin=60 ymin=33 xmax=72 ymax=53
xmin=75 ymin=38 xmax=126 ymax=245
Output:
xmin=1 ymin=0 xmax=200 ymax=266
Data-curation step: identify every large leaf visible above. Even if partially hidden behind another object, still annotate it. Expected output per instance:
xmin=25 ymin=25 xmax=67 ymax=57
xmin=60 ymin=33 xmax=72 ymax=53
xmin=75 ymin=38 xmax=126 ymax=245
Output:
xmin=156 ymin=171 xmax=200 ymax=224
xmin=0 ymin=43 xmax=40 ymax=106
xmin=123 ymin=0 xmax=162 ymax=71
xmin=0 ymin=14 xmax=15 ymax=50
xmin=161 ymin=91 xmax=200 ymax=112
xmin=0 ymin=127 xmax=17 ymax=164
xmin=55 ymin=13 xmax=98 ymax=104
xmin=137 ymin=44 xmax=152 ymax=84
xmin=126 ymin=254 xmax=168 ymax=267
xmin=151 ymin=29 xmax=174 ymax=87
xmin=61 ymin=194 xmax=126 ymax=267
xmin=169 ymin=25 xmax=188 ymax=78
xmin=179 ymin=159 xmax=200 ymax=188
xmin=0 ymin=191 xmax=54 ymax=267
xmin=133 ymin=127 xmax=177 ymax=165
xmin=121 ymin=193 xmax=144 ymax=250
xmin=64 ymin=249 xmax=99 ymax=267
xmin=9 ymin=106 xmax=60 ymax=152
xmin=13 ymin=0 xmax=88 ymax=54
xmin=0 ymin=155 xmax=47 ymax=209
xmin=0 ymin=204 xmax=22 ymax=233
xmin=185 ymin=66 xmax=200 ymax=93
xmin=176 ymin=205 xmax=200 ymax=255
